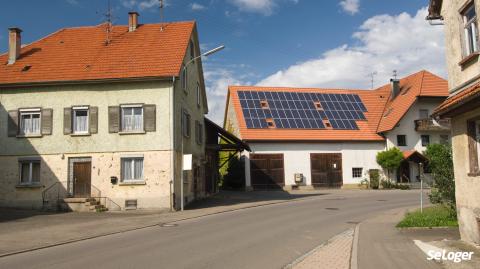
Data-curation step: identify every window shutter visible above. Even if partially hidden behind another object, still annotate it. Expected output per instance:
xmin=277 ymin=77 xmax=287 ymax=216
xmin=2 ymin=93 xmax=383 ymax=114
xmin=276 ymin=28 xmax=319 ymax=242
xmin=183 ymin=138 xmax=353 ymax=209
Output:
xmin=467 ymin=120 xmax=479 ymax=173
xmin=41 ymin=108 xmax=53 ymax=135
xmin=63 ymin=107 xmax=72 ymax=134
xmin=143 ymin=104 xmax=156 ymax=132
xmin=7 ymin=110 xmax=18 ymax=137
xmin=89 ymin=106 xmax=99 ymax=134
xmin=108 ymin=106 xmax=120 ymax=133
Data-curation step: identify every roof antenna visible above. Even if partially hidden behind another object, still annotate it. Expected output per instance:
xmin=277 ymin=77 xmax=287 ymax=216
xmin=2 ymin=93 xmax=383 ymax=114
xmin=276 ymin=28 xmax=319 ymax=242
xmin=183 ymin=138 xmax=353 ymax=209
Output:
xmin=104 ymin=0 xmax=114 ymax=45
xmin=367 ymin=71 xmax=378 ymax=89
xmin=392 ymin=70 xmax=398 ymax=80
xmin=159 ymin=0 xmax=165 ymax=31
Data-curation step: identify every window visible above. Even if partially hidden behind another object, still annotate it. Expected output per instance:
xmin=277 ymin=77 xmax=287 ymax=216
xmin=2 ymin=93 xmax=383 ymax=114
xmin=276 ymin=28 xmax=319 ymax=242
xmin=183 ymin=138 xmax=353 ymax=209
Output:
xmin=419 ymin=109 xmax=429 ymax=119
xmin=352 ymin=168 xmax=363 ymax=178
xmin=196 ymin=84 xmax=201 ymax=107
xmin=121 ymin=105 xmax=143 ymax=132
xmin=477 ymin=121 xmax=480 ymax=167
xmin=440 ymin=134 xmax=450 ymax=145
xmin=266 ymin=118 xmax=275 ymax=128
xmin=19 ymin=160 xmax=40 ymax=185
xmin=182 ymin=67 xmax=188 ymax=93
xmin=73 ymin=107 xmax=89 ymax=134
xmin=121 ymin=157 xmax=144 ymax=181
xmin=462 ymin=2 xmax=479 ymax=56
xmin=182 ymin=110 xmax=191 ymax=137
xmin=195 ymin=121 xmax=203 ymax=145
xmin=314 ymin=101 xmax=323 ymax=110
xmin=19 ymin=109 xmax=41 ymax=136
xmin=189 ymin=40 xmax=195 ymax=60
xmin=467 ymin=119 xmax=480 ymax=175
xmin=421 ymin=135 xmax=430 ymax=147
xmin=260 ymin=100 xmax=269 ymax=109
xmin=397 ymin=135 xmax=407 ymax=146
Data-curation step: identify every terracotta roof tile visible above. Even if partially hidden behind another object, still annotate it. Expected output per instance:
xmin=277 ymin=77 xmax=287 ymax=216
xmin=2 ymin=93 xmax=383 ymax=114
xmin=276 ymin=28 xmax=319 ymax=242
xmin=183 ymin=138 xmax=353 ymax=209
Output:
xmin=0 ymin=22 xmax=195 ymax=85
xmin=434 ymin=81 xmax=480 ymax=116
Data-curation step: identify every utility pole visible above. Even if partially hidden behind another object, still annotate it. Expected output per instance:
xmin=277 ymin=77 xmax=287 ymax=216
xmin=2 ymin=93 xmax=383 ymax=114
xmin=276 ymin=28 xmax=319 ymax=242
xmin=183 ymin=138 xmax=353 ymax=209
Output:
xmin=419 ymin=163 xmax=424 ymax=213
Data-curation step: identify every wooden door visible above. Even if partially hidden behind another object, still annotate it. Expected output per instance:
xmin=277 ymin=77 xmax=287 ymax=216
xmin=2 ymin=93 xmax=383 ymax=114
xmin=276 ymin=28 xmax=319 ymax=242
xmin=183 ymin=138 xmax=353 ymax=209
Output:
xmin=310 ymin=153 xmax=343 ymax=188
xmin=73 ymin=162 xmax=91 ymax=197
xmin=250 ymin=154 xmax=285 ymax=189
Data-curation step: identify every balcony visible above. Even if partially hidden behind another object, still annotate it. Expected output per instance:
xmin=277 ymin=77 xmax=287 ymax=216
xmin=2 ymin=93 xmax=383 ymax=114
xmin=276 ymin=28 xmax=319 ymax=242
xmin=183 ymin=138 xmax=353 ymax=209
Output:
xmin=414 ymin=118 xmax=451 ymax=132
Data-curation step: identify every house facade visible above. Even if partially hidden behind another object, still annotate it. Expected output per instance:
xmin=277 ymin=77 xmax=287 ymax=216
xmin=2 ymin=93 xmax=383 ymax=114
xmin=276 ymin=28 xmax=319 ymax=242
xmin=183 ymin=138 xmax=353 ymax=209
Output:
xmin=428 ymin=0 xmax=480 ymax=245
xmin=224 ymin=71 xmax=449 ymax=190
xmin=0 ymin=13 xmax=209 ymax=211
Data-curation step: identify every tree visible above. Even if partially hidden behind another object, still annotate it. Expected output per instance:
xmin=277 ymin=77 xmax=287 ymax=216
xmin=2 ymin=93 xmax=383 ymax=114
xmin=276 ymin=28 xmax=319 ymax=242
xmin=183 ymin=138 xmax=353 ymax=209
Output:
xmin=376 ymin=147 xmax=404 ymax=181
xmin=425 ymin=144 xmax=455 ymax=210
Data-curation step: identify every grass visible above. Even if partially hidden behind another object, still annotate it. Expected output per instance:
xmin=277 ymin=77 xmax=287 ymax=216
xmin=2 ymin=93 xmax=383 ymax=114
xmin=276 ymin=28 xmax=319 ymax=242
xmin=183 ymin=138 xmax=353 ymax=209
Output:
xmin=396 ymin=205 xmax=458 ymax=228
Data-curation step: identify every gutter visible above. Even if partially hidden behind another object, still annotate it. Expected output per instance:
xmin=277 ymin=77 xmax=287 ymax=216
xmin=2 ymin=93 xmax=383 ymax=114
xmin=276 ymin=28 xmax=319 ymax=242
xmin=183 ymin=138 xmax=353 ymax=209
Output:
xmin=170 ymin=76 xmax=176 ymax=211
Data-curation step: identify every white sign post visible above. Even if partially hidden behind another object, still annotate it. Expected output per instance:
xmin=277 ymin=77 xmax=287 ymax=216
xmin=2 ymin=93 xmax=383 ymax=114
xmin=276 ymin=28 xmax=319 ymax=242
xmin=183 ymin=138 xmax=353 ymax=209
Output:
xmin=181 ymin=154 xmax=192 ymax=211
xmin=419 ymin=163 xmax=424 ymax=214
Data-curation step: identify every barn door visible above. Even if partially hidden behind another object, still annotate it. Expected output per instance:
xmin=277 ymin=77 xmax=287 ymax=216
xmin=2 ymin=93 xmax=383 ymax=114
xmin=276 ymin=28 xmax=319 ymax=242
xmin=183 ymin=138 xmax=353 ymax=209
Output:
xmin=250 ymin=154 xmax=285 ymax=189
xmin=310 ymin=153 xmax=343 ymax=188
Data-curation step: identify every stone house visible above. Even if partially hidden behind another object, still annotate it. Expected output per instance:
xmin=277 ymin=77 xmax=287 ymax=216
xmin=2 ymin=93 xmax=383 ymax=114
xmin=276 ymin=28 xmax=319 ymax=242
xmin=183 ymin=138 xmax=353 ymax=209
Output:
xmin=428 ymin=0 xmax=480 ymax=245
xmin=0 ymin=12 xmax=210 ymax=211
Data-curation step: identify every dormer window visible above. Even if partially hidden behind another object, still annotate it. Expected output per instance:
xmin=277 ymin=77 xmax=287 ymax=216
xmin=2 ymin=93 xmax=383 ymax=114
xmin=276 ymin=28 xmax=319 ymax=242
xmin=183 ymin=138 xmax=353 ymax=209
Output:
xmin=461 ymin=2 xmax=479 ymax=56
xmin=314 ymin=101 xmax=323 ymax=110
xmin=260 ymin=100 xmax=269 ymax=109
xmin=266 ymin=118 xmax=275 ymax=128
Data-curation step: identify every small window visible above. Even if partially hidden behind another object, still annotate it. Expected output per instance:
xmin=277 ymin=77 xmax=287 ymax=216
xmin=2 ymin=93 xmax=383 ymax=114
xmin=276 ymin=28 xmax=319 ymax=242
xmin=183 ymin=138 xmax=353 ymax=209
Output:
xmin=352 ymin=168 xmax=363 ymax=178
xmin=182 ymin=110 xmax=191 ymax=138
xmin=260 ymin=100 xmax=269 ymax=109
xmin=397 ymin=135 xmax=407 ymax=146
xmin=121 ymin=105 xmax=143 ymax=132
xmin=19 ymin=109 xmax=41 ymax=136
xmin=421 ymin=135 xmax=430 ymax=147
xmin=419 ymin=109 xmax=429 ymax=119
xmin=189 ymin=40 xmax=195 ymax=60
xmin=314 ymin=101 xmax=323 ymax=110
xmin=440 ymin=134 xmax=450 ymax=145
xmin=462 ymin=2 xmax=479 ymax=56
xmin=325 ymin=121 xmax=332 ymax=128
xmin=266 ymin=118 xmax=275 ymax=128
xmin=195 ymin=120 xmax=203 ymax=145
xmin=196 ymin=83 xmax=201 ymax=107
xmin=121 ymin=157 xmax=144 ymax=182
xmin=19 ymin=160 xmax=40 ymax=185
xmin=73 ymin=107 xmax=89 ymax=134
xmin=182 ymin=67 xmax=188 ymax=93
xmin=476 ymin=121 xmax=480 ymax=167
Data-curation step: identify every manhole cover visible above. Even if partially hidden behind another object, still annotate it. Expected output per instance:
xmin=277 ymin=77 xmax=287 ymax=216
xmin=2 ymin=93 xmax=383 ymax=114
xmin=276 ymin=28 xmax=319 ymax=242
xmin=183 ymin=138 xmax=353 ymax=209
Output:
xmin=159 ymin=223 xmax=178 ymax=227
xmin=325 ymin=207 xmax=340 ymax=210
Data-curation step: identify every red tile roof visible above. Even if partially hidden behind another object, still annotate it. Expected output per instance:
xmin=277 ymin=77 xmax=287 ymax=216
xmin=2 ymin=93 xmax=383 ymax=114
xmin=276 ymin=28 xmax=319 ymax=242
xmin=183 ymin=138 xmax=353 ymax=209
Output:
xmin=434 ymin=81 xmax=480 ymax=116
xmin=0 ymin=22 xmax=195 ymax=85
xmin=227 ymin=70 xmax=448 ymax=142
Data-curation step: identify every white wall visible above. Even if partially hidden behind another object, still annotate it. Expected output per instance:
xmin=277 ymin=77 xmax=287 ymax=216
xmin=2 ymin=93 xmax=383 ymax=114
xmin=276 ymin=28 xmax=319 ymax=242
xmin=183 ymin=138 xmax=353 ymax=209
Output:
xmin=246 ymin=142 xmax=385 ymax=186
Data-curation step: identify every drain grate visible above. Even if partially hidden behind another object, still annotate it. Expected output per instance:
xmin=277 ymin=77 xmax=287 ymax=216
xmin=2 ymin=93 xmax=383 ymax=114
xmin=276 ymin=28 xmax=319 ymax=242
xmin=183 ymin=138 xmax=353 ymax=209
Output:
xmin=325 ymin=207 xmax=340 ymax=210
xmin=159 ymin=223 xmax=178 ymax=227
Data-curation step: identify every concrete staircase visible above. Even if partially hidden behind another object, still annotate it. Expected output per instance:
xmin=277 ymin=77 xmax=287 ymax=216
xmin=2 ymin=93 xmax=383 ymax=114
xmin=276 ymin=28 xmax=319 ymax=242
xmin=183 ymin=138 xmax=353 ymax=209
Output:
xmin=62 ymin=197 xmax=108 ymax=212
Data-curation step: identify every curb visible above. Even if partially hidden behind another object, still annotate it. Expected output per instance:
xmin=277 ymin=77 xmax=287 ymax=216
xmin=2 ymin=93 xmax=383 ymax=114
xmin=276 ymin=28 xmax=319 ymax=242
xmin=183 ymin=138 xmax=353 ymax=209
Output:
xmin=350 ymin=224 xmax=360 ymax=269
xmin=0 ymin=195 xmax=320 ymax=258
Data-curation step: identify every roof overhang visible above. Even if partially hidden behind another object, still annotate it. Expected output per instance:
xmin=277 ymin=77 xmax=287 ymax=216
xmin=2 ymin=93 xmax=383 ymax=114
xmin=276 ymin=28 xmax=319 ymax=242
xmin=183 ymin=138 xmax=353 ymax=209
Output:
xmin=434 ymin=83 xmax=480 ymax=118
xmin=403 ymin=150 xmax=428 ymax=163
xmin=427 ymin=0 xmax=444 ymax=20
xmin=205 ymin=117 xmax=251 ymax=152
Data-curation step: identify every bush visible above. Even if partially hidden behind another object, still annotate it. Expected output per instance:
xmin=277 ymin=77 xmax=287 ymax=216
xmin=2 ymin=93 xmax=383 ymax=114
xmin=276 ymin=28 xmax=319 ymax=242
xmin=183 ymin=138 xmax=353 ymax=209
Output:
xmin=425 ymin=144 xmax=455 ymax=210
xmin=380 ymin=180 xmax=410 ymax=190
xmin=376 ymin=148 xmax=404 ymax=180
xmin=369 ymin=169 xmax=380 ymax=189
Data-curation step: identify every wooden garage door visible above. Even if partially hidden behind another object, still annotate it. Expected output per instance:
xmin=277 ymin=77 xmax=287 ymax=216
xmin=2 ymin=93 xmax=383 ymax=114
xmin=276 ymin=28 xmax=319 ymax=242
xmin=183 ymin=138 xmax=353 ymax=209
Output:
xmin=250 ymin=154 xmax=285 ymax=189
xmin=310 ymin=153 xmax=343 ymax=188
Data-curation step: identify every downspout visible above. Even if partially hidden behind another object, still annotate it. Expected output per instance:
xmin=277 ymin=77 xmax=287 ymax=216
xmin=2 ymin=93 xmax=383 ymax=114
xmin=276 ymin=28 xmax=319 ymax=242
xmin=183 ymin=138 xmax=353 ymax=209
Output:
xmin=170 ymin=76 xmax=176 ymax=211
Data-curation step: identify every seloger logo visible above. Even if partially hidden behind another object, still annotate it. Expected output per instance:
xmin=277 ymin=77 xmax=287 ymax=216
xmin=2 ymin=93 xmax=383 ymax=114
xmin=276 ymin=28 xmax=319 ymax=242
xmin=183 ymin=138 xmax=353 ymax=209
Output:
xmin=427 ymin=250 xmax=474 ymax=263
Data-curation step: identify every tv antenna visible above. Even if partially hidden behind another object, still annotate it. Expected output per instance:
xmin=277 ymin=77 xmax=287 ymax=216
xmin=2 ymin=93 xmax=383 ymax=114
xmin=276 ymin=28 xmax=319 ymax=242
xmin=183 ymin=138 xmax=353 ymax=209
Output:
xmin=104 ymin=0 xmax=114 ymax=45
xmin=159 ymin=0 xmax=165 ymax=31
xmin=392 ymin=70 xmax=398 ymax=79
xmin=367 ymin=71 xmax=378 ymax=89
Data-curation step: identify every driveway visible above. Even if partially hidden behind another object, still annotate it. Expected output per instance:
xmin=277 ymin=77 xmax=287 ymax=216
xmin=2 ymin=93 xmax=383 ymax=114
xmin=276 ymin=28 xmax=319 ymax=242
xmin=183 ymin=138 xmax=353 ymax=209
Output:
xmin=0 ymin=190 xmax=423 ymax=269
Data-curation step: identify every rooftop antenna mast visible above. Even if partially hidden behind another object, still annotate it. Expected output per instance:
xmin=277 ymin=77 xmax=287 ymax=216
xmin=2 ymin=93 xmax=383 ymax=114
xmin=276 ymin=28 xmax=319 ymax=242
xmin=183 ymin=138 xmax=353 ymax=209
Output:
xmin=368 ymin=71 xmax=378 ymax=89
xmin=104 ymin=0 xmax=113 ymax=45
xmin=159 ymin=0 xmax=165 ymax=31
xmin=392 ymin=70 xmax=398 ymax=80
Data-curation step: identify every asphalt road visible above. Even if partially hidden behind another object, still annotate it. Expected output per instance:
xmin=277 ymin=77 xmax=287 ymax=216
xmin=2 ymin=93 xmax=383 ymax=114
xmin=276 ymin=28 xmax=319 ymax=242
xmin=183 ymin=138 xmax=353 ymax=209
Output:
xmin=0 ymin=190 xmax=423 ymax=269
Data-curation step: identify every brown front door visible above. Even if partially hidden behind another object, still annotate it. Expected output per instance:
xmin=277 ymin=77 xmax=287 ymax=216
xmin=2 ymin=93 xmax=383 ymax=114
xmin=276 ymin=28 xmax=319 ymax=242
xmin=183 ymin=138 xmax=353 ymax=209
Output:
xmin=310 ymin=153 xmax=343 ymax=188
xmin=73 ymin=162 xmax=91 ymax=197
xmin=250 ymin=154 xmax=285 ymax=189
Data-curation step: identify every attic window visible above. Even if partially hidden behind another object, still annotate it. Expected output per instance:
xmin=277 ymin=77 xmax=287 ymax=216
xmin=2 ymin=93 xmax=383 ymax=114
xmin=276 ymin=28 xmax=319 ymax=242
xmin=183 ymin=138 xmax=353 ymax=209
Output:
xmin=314 ymin=101 xmax=323 ymax=110
xmin=323 ymin=120 xmax=332 ymax=129
xmin=260 ymin=100 xmax=269 ymax=109
xmin=266 ymin=118 xmax=275 ymax=128
xmin=383 ymin=108 xmax=393 ymax=117
xmin=21 ymin=65 xmax=32 ymax=72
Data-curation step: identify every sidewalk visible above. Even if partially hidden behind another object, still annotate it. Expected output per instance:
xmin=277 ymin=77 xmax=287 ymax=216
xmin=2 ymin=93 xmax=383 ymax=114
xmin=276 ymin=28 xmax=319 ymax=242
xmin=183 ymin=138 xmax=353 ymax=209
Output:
xmin=357 ymin=207 xmax=460 ymax=269
xmin=0 ymin=190 xmax=326 ymax=257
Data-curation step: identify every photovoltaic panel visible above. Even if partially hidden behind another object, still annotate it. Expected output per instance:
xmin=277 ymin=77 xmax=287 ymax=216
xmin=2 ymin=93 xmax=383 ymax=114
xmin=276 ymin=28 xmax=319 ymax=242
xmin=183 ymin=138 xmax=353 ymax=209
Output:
xmin=238 ymin=90 xmax=368 ymax=130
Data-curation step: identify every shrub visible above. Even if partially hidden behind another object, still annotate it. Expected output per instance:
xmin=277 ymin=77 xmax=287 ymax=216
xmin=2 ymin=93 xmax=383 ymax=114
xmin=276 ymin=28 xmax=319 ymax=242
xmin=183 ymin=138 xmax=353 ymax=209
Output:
xmin=425 ymin=144 xmax=455 ymax=210
xmin=369 ymin=169 xmax=380 ymax=189
xmin=396 ymin=205 xmax=458 ymax=228
xmin=376 ymin=148 xmax=404 ymax=180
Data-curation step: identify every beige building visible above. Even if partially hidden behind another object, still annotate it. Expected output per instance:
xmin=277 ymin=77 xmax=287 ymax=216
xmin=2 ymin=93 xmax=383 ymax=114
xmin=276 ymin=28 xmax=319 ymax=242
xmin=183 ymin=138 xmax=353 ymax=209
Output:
xmin=428 ymin=0 xmax=480 ymax=245
xmin=0 ymin=13 xmax=211 ymax=211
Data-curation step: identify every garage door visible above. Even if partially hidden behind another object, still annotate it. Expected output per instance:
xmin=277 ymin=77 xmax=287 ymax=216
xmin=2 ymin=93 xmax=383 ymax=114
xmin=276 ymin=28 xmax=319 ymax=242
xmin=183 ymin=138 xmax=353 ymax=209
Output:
xmin=250 ymin=154 xmax=285 ymax=189
xmin=310 ymin=153 xmax=343 ymax=188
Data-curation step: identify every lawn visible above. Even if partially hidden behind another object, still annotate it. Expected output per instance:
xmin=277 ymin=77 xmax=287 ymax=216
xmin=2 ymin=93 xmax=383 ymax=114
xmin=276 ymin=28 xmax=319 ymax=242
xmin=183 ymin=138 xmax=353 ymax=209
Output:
xmin=396 ymin=205 xmax=458 ymax=228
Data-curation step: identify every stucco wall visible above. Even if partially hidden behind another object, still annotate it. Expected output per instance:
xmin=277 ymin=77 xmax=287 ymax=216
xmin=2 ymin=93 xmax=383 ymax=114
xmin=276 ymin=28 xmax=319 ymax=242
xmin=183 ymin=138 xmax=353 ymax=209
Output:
xmin=245 ymin=142 xmax=385 ymax=187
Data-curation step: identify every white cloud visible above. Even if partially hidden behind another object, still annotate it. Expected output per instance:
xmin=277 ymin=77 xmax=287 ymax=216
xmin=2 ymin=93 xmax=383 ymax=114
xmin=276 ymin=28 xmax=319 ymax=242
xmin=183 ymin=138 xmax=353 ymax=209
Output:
xmin=258 ymin=7 xmax=446 ymax=89
xmin=340 ymin=0 xmax=360 ymax=15
xmin=190 ymin=3 xmax=206 ymax=11
xmin=229 ymin=0 xmax=299 ymax=16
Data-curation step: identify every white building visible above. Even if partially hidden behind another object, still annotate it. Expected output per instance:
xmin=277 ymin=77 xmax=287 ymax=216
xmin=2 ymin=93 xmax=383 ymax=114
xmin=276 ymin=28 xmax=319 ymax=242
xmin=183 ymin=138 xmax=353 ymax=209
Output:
xmin=224 ymin=70 xmax=450 ymax=189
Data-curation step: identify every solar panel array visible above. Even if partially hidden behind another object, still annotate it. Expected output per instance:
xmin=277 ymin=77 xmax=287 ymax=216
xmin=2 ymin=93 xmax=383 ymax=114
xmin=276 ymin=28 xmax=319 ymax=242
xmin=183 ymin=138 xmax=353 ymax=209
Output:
xmin=238 ymin=91 xmax=367 ymax=130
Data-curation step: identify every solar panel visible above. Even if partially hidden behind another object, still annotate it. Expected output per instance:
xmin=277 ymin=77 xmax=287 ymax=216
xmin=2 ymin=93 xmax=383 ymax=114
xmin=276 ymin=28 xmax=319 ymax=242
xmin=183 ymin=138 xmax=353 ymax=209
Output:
xmin=238 ymin=90 xmax=368 ymax=130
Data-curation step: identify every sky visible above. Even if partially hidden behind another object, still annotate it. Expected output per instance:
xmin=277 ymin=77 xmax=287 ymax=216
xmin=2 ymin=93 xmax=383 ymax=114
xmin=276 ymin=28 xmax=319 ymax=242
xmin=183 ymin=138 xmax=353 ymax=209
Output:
xmin=0 ymin=0 xmax=446 ymax=124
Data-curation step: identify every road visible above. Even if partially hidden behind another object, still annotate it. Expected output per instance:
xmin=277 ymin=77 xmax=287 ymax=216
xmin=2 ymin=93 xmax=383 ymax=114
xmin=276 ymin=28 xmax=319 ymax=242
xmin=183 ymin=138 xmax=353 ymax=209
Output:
xmin=0 ymin=190 xmax=423 ymax=269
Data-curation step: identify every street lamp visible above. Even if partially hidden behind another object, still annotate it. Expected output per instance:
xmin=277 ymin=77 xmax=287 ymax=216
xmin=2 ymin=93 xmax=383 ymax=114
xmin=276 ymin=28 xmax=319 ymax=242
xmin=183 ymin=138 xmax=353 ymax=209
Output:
xmin=180 ymin=45 xmax=225 ymax=211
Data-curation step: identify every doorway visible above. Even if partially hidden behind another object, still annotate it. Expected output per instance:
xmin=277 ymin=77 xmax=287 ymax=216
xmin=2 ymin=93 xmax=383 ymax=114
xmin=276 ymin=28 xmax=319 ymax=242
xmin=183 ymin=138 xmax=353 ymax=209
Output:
xmin=68 ymin=158 xmax=92 ymax=198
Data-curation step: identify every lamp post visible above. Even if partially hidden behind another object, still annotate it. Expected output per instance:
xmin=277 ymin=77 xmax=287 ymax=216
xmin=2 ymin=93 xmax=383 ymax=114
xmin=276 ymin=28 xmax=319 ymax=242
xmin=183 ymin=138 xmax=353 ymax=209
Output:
xmin=180 ymin=45 xmax=225 ymax=211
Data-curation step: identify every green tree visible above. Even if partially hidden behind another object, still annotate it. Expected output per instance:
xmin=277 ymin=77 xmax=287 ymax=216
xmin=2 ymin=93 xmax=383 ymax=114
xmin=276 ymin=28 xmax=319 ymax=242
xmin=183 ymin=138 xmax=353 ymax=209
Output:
xmin=425 ymin=144 xmax=455 ymax=210
xmin=376 ymin=147 xmax=404 ymax=181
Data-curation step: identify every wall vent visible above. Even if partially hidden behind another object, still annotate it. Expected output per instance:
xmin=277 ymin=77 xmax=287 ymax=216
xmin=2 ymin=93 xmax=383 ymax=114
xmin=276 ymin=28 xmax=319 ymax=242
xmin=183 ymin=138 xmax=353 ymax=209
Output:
xmin=125 ymin=199 xmax=138 ymax=210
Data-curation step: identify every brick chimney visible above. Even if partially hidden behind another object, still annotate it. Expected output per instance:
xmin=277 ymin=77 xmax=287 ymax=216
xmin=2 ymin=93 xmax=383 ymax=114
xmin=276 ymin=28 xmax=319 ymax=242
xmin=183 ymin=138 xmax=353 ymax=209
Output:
xmin=8 ymin=27 xmax=22 ymax=65
xmin=128 ymin=12 xmax=139 ymax=32
xmin=390 ymin=78 xmax=400 ymax=100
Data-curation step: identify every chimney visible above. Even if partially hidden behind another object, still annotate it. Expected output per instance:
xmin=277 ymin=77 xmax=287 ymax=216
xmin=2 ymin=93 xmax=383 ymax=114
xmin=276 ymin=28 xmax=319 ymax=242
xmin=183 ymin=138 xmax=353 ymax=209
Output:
xmin=8 ymin=27 xmax=22 ymax=65
xmin=128 ymin=12 xmax=139 ymax=32
xmin=390 ymin=78 xmax=400 ymax=100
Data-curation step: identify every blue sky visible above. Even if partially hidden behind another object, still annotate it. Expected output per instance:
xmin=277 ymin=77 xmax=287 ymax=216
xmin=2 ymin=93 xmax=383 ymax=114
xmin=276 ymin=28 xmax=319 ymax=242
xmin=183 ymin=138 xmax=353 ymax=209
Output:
xmin=0 ymin=0 xmax=446 ymax=123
